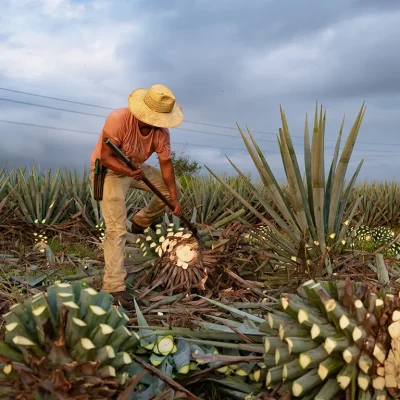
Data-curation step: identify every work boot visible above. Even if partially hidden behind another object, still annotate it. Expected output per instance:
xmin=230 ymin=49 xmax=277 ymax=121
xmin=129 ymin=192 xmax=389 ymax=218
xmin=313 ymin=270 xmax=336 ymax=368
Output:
xmin=110 ymin=290 xmax=135 ymax=310
xmin=130 ymin=214 xmax=163 ymax=234
xmin=130 ymin=221 xmax=145 ymax=234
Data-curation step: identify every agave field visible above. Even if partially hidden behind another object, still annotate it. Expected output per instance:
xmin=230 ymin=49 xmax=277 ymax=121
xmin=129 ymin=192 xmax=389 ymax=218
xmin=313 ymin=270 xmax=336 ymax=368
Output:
xmin=1 ymin=104 xmax=400 ymax=399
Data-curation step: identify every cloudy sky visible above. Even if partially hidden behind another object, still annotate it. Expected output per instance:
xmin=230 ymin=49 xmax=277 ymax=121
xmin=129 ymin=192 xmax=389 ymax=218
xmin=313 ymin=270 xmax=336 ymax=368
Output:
xmin=1 ymin=0 xmax=400 ymax=182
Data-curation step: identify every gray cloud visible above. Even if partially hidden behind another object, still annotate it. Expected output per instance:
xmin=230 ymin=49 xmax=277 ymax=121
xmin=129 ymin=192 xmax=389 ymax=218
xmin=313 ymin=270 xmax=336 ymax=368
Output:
xmin=0 ymin=0 xmax=400 ymax=183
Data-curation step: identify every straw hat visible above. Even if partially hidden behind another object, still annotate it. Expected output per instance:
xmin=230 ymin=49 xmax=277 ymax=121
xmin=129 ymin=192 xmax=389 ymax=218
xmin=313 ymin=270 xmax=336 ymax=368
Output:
xmin=128 ymin=84 xmax=184 ymax=128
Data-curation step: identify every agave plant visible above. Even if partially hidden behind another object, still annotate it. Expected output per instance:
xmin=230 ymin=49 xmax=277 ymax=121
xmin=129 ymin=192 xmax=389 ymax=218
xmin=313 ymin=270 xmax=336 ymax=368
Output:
xmin=0 ymin=163 xmax=15 ymax=223
xmin=206 ymin=104 xmax=366 ymax=276
xmin=7 ymin=165 xmax=73 ymax=226
xmin=352 ymin=181 xmax=400 ymax=229
xmin=346 ymin=225 xmax=400 ymax=258
xmin=61 ymin=167 xmax=91 ymax=216
xmin=180 ymin=175 xmax=259 ymax=226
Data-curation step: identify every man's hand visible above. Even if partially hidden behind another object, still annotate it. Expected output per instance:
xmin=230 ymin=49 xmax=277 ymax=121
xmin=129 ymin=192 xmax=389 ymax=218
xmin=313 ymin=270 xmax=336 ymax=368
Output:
xmin=171 ymin=199 xmax=182 ymax=217
xmin=129 ymin=168 xmax=144 ymax=181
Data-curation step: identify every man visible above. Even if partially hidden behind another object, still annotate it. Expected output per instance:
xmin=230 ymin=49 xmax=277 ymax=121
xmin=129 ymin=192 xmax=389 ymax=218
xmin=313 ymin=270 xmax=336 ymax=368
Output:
xmin=90 ymin=84 xmax=184 ymax=308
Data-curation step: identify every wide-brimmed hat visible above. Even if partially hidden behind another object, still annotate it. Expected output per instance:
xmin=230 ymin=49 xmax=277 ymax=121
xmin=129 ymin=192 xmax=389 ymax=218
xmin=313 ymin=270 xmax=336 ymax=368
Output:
xmin=128 ymin=84 xmax=184 ymax=128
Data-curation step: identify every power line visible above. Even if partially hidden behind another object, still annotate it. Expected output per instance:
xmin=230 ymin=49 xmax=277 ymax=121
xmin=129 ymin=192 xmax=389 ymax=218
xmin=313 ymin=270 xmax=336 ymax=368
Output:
xmin=174 ymin=127 xmax=275 ymax=143
xmin=1 ymin=87 xmax=400 ymax=148
xmin=0 ymin=98 xmax=277 ymax=142
xmin=0 ymin=97 xmax=107 ymax=118
xmin=0 ymin=87 xmax=279 ymax=135
xmin=0 ymin=118 xmax=398 ymax=156
xmin=0 ymin=87 xmax=114 ymax=111
xmin=0 ymin=119 xmax=266 ymax=153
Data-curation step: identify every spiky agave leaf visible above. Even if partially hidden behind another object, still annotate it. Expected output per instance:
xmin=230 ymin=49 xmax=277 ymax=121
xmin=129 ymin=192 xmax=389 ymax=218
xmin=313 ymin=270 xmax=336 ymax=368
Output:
xmin=7 ymin=165 xmax=73 ymax=226
xmin=206 ymin=104 xmax=366 ymax=276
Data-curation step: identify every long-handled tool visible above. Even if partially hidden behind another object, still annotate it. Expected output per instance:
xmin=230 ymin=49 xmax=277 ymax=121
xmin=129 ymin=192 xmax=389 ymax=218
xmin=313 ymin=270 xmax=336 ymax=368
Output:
xmin=103 ymin=138 xmax=203 ymax=246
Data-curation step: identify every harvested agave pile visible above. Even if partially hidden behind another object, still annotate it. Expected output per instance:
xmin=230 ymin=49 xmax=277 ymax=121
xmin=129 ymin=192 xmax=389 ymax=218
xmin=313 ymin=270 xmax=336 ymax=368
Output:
xmin=263 ymin=278 xmax=400 ymax=399
xmin=175 ymin=278 xmax=400 ymax=399
xmin=0 ymin=282 xmax=200 ymax=399
xmin=0 ymin=282 xmax=142 ymax=398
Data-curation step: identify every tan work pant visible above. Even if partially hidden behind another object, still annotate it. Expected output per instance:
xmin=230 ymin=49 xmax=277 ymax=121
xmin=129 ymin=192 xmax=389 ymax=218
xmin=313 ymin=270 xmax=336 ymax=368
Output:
xmin=92 ymin=164 xmax=181 ymax=293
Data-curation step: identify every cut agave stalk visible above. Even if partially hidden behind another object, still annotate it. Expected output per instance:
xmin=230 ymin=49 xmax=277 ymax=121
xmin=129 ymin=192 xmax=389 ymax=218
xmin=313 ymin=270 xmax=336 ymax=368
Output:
xmin=150 ymin=353 xmax=166 ymax=366
xmin=266 ymin=365 xmax=283 ymax=386
xmin=337 ymin=363 xmax=355 ymax=389
xmin=253 ymin=367 xmax=267 ymax=383
xmin=264 ymin=337 xmax=284 ymax=354
xmin=12 ymin=336 xmax=46 ymax=358
xmin=83 ymin=305 xmax=108 ymax=329
xmin=90 ymin=324 xmax=114 ymax=347
xmin=79 ymin=288 xmax=99 ymax=318
xmin=99 ymin=365 xmax=116 ymax=379
xmin=286 ymin=337 xmax=319 ymax=354
xmin=173 ymin=339 xmax=191 ymax=374
xmin=292 ymin=368 xmax=321 ymax=397
xmin=66 ymin=318 xmax=87 ymax=347
xmin=314 ymin=378 xmax=341 ymax=400
xmin=70 ymin=338 xmax=96 ymax=362
xmin=31 ymin=305 xmax=54 ymax=345
xmin=317 ymin=356 xmax=343 ymax=380
xmin=282 ymin=358 xmax=306 ymax=381
xmin=108 ymin=325 xmax=133 ymax=352
xmin=323 ymin=333 xmax=350 ymax=354
xmin=111 ymin=352 xmax=132 ymax=372
xmin=235 ymin=361 xmax=257 ymax=377
xmin=299 ymin=345 xmax=329 ymax=369
xmin=155 ymin=335 xmax=175 ymax=356
xmin=95 ymin=345 xmax=116 ymax=364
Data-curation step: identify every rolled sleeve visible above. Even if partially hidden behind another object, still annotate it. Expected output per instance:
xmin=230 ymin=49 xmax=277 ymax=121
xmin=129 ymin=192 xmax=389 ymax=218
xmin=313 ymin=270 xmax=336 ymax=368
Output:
xmin=101 ymin=111 xmax=124 ymax=146
xmin=156 ymin=129 xmax=171 ymax=161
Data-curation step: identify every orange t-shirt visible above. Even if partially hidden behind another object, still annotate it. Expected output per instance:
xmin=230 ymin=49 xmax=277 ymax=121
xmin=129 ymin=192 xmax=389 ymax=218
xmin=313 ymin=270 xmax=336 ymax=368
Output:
xmin=89 ymin=108 xmax=171 ymax=170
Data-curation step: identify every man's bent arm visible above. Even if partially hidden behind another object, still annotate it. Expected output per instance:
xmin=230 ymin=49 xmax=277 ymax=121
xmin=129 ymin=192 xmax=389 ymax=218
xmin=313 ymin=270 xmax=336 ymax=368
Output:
xmin=100 ymin=138 xmax=142 ymax=178
xmin=159 ymin=158 xmax=179 ymax=202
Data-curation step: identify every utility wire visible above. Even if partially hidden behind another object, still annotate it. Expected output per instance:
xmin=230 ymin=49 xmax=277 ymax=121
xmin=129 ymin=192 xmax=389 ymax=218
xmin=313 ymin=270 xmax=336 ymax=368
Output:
xmin=0 ymin=87 xmax=115 ymax=111
xmin=0 ymin=119 xmax=269 ymax=153
xmin=0 ymin=97 xmax=275 ymax=142
xmin=0 ymin=97 xmax=107 ymax=118
xmin=0 ymin=118 xmax=398 ymax=155
xmin=0 ymin=87 xmax=279 ymax=135
xmin=1 ymin=87 xmax=400 ymax=148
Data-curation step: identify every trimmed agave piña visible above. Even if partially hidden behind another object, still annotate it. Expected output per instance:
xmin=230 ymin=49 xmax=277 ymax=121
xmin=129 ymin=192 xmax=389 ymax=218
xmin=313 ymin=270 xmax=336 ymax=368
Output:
xmin=206 ymin=104 xmax=366 ymax=276
xmin=0 ymin=281 xmax=145 ymax=398
xmin=135 ymin=209 xmax=248 ymax=292
xmin=0 ymin=282 xmax=208 ymax=399
xmin=195 ymin=278 xmax=400 ymax=399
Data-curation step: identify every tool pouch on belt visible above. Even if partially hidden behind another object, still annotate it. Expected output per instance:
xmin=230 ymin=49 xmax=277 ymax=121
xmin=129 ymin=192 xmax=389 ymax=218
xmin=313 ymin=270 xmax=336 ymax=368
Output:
xmin=93 ymin=158 xmax=107 ymax=201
